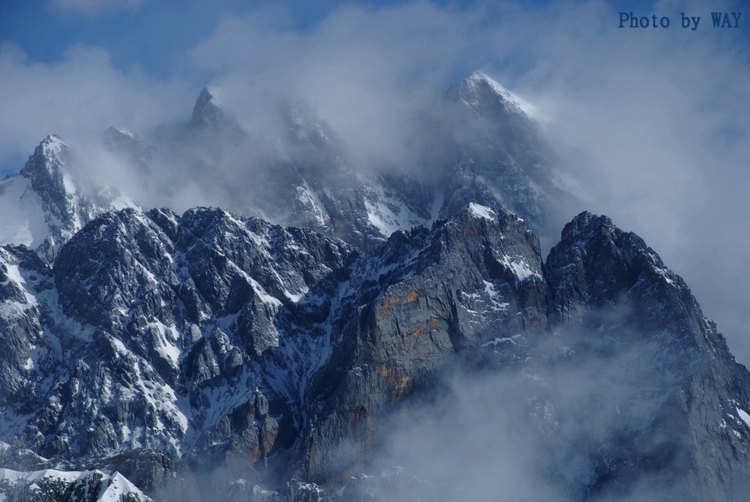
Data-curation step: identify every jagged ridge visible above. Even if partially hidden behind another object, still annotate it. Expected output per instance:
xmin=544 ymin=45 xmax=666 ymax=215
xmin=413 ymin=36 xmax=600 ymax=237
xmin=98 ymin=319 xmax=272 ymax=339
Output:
xmin=1 ymin=203 xmax=749 ymax=501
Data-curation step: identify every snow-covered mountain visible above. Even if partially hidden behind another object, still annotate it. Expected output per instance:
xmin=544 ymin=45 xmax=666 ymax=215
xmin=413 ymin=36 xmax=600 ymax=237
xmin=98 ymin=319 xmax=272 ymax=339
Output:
xmin=0 ymin=71 xmax=577 ymax=256
xmin=1 ymin=72 xmax=749 ymax=501
xmin=2 ymin=202 xmax=750 ymax=500
xmin=0 ymin=467 xmax=152 ymax=502
xmin=0 ymin=135 xmax=136 ymax=264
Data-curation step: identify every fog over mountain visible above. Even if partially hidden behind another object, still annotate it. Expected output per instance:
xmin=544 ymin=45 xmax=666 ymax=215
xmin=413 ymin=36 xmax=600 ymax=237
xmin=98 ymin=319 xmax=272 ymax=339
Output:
xmin=2 ymin=1 xmax=747 ymax=366
xmin=1 ymin=1 xmax=749 ymax=501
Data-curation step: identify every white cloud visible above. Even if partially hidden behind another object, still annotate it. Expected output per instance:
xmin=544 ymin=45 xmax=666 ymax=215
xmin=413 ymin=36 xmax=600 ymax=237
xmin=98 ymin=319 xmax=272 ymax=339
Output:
xmin=189 ymin=2 xmax=481 ymax=159
xmin=0 ymin=42 xmax=191 ymax=171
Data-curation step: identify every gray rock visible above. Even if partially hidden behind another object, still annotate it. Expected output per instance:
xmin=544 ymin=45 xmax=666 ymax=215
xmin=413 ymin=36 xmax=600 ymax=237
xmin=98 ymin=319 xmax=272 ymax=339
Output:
xmin=544 ymin=211 xmax=750 ymax=501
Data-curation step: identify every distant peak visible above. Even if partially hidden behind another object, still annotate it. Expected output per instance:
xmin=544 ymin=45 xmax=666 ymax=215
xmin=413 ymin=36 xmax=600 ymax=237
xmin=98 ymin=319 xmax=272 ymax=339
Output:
xmin=448 ymin=70 xmax=538 ymax=119
xmin=191 ymin=86 xmax=226 ymax=129
xmin=196 ymin=86 xmax=216 ymax=105
xmin=18 ymin=135 xmax=80 ymax=236
xmin=43 ymin=133 xmax=66 ymax=144
xmin=105 ymin=126 xmax=136 ymax=140
xmin=40 ymin=134 xmax=68 ymax=157
xmin=104 ymin=126 xmax=139 ymax=150
xmin=466 ymin=70 xmax=494 ymax=83
xmin=21 ymin=135 xmax=69 ymax=180
xmin=463 ymin=70 xmax=511 ymax=94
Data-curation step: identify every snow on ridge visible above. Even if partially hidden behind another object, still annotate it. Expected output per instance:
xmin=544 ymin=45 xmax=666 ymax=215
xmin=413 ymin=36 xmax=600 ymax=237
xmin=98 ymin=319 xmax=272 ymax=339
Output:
xmin=100 ymin=471 xmax=147 ymax=502
xmin=40 ymin=134 xmax=68 ymax=160
xmin=465 ymin=70 xmax=538 ymax=119
xmin=467 ymin=203 xmax=497 ymax=221
xmin=97 ymin=186 xmax=139 ymax=211
xmin=111 ymin=127 xmax=136 ymax=139
xmin=0 ymin=468 xmax=150 ymax=501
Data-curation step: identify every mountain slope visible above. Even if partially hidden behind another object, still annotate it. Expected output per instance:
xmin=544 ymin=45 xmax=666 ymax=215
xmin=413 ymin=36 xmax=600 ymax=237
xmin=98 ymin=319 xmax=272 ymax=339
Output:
xmin=1 ymin=204 xmax=749 ymax=501
xmin=544 ymin=212 xmax=750 ymax=500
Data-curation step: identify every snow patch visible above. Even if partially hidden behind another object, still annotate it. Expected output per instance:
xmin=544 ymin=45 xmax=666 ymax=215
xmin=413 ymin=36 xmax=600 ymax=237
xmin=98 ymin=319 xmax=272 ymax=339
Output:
xmin=152 ymin=323 xmax=181 ymax=367
xmin=111 ymin=127 xmax=136 ymax=139
xmin=468 ymin=203 xmax=496 ymax=221
xmin=482 ymin=334 xmax=523 ymax=347
xmin=483 ymin=280 xmax=510 ymax=311
xmin=363 ymin=184 xmax=428 ymax=237
xmin=294 ymin=182 xmax=329 ymax=228
xmin=736 ymin=408 xmax=750 ymax=428
xmin=501 ymin=255 xmax=540 ymax=281
xmin=100 ymin=471 xmax=145 ymax=502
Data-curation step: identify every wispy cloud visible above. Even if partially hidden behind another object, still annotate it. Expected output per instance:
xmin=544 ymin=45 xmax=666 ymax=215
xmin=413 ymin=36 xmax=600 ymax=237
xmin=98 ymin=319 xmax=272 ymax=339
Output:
xmin=0 ymin=42 xmax=191 ymax=173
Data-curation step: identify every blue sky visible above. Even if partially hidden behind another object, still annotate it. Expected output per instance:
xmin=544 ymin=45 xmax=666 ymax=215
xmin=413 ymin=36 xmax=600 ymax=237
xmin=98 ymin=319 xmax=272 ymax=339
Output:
xmin=1 ymin=0 xmax=750 ymax=362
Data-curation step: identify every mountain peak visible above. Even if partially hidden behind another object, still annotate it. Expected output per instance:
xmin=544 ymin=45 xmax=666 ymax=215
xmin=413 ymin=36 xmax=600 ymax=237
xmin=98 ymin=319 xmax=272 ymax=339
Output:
xmin=448 ymin=70 xmax=537 ymax=119
xmin=21 ymin=134 xmax=67 ymax=170
xmin=39 ymin=134 xmax=67 ymax=160
xmin=466 ymin=69 xmax=499 ymax=85
xmin=191 ymin=86 xmax=226 ymax=129
xmin=19 ymin=135 xmax=70 ymax=198
xmin=6 ymin=135 xmax=104 ymax=260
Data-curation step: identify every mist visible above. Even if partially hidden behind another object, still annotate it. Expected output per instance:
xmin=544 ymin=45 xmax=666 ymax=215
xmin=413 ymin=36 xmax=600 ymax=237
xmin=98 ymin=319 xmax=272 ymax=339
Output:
xmin=185 ymin=0 xmax=750 ymax=368
xmin=347 ymin=323 xmax=701 ymax=501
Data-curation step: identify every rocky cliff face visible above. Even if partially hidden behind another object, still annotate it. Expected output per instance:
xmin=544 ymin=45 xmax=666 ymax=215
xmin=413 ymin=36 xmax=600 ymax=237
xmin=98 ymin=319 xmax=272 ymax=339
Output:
xmin=1 ymin=202 xmax=749 ymax=501
xmin=295 ymin=203 xmax=547 ymax=484
xmin=543 ymin=212 xmax=750 ymax=501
